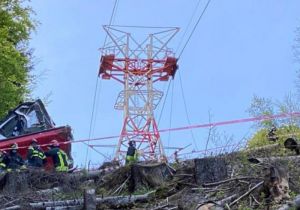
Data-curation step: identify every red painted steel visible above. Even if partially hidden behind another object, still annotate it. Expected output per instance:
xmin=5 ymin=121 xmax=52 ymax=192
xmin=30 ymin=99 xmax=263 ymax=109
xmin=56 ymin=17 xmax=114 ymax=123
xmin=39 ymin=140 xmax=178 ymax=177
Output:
xmin=98 ymin=26 xmax=179 ymax=161
xmin=0 ymin=126 xmax=73 ymax=169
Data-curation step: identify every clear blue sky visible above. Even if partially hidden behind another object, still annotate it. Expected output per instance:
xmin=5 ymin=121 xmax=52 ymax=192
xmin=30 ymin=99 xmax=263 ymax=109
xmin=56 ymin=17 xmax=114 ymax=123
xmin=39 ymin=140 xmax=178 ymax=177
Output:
xmin=30 ymin=0 xmax=300 ymax=168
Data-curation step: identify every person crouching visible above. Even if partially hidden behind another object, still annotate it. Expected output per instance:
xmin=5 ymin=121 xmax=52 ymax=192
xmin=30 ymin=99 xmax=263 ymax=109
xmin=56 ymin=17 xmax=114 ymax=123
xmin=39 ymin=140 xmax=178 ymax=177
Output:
xmin=27 ymin=139 xmax=47 ymax=168
xmin=45 ymin=140 xmax=69 ymax=172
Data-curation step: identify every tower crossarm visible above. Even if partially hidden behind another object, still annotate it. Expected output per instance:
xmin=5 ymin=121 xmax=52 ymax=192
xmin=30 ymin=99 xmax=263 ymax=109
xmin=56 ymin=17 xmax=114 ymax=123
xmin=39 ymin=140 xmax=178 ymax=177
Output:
xmin=98 ymin=56 xmax=178 ymax=83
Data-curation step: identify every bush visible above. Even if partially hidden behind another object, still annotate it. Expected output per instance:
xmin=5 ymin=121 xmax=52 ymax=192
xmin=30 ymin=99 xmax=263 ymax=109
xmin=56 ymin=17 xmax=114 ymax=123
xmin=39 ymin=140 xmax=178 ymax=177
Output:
xmin=247 ymin=124 xmax=300 ymax=149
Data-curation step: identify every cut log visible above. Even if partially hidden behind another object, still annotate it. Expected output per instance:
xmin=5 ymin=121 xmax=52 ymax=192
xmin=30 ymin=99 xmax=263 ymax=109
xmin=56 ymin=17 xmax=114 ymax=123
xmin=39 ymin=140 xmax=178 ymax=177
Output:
xmin=30 ymin=199 xmax=83 ymax=208
xmin=130 ymin=163 xmax=173 ymax=192
xmin=83 ymin=188 xmax=96 ymax=210
xmin=45 ymin=206 xmax=81 ymax=210
xmin=8 ymin=191 xmax=156 ymax=209
xmin=194 ymin=157 xmax=227 ymax=185
xmin=95 ymin=190 xmax=155 ymax=207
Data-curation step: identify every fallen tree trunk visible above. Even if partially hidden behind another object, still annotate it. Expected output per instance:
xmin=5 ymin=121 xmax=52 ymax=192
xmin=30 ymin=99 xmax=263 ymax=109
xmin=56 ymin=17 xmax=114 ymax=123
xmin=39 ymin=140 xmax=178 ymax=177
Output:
xmin=202 ymin=176 xmax=260 ymax=187
xmin=196 ymin=194 xmax=237 ymax=210
xmin=95 ymin=190 xmax=154 ymax=207
xmin=45 ymin=206 xmax=80 ymax=210
xmin=2 ymin=206 xmax=22 ymax=210
xmin=36 ymin=187 xmax=61 ymax=196
xmin=3 ymin=191 xmax=155 ymax=209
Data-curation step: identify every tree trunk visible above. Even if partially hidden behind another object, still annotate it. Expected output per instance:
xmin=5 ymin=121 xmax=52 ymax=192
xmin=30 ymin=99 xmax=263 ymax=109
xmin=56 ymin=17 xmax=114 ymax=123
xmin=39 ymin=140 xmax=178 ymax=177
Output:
xmin=5 ymin=191 xmax=155 ymax=209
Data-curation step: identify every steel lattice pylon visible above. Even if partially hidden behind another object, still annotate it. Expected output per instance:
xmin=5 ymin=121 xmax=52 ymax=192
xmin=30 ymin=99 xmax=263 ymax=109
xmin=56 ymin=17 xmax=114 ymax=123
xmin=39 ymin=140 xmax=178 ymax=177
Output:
xmin=98 ymin=25 xmax=179 ymax=162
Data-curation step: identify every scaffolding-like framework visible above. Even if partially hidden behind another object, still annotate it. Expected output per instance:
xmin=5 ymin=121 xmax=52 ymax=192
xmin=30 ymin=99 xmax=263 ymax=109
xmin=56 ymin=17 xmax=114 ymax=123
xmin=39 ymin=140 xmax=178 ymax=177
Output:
xmin=98 ymin=25 xmax=179 ymax=161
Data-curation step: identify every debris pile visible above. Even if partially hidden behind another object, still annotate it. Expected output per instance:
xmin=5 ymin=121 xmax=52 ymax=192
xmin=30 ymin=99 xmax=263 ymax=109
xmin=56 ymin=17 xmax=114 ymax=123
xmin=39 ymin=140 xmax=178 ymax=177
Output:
xmin=0 ymin=142 xmax=300 ymax=209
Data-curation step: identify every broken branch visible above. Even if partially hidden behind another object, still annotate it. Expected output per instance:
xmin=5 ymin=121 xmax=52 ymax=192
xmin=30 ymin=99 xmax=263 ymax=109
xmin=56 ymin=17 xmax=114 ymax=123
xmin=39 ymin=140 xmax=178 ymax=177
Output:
xmin=229 ymin=181 xmax=263 ymax=207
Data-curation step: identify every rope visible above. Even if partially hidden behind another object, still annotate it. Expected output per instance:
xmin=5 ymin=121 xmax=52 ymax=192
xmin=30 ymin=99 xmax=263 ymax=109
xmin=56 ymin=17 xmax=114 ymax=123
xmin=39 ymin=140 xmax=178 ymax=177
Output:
xmin=175 ymin=0 xmax=203 ymax=53
xmin=177 ymin=0 xmax=212 ymax=60
xmin=171 ymin=0 xmax=212 ymax=151
xmin=178 ymin=128 xmax=300 ymax=157
xmin=91 ymin=79 xmax=103 ymax=138
xmin=167 ymin=80 xmax=175 ymax=154
xmin=158 ymin=80 xmax=173 ymax=126
xmin=178 ymin=70 xmax=199 ymax=150
xmin=3 ymin=112 xmax=300 ymax=152
xmin=104 ymin=25 xmax=178 ymax=29
xmin=84 ymin=78 xmax=99 ymax=166
xmin=84 ymin=0 xmax=119 ymax=167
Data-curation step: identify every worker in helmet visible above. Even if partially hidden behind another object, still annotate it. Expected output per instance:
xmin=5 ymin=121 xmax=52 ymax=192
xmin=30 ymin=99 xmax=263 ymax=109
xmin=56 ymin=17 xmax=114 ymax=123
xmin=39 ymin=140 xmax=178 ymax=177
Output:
xmin=7 ymin=143 xmax=26 ymax=171
xmin=0 ymin=150 xmax=9 ymax=172
xmin=45 ymin=140 xmax=69 ymax=172
xmin=27 ymin=139 xmax=47 ymax=168
xmin=126 ymin=140 xmax=138 ymax=165
xmin=267 ymin=125 xmax=278 ymax=142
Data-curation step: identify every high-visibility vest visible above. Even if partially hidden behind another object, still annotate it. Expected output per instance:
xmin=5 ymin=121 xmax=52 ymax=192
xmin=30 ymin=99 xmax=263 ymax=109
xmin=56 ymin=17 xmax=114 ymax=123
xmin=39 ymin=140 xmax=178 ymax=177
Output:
xmin=29 ymin=147 xmax=46 ymax=160
xmin=125 ymin=150 xmax=138 ymax=165
xmin=0 ymin=162 xmax=6 ymax=169
xmin=56 ymin=149 xmax=68 ymax=172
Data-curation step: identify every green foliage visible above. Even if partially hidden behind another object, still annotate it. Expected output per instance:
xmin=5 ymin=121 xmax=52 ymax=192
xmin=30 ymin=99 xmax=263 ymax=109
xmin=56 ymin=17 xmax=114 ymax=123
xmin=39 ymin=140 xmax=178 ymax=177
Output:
xmin=247 ymin=93 xmax=300 ymax=149
xmin=247 ymin=124 xmax=300 ymax=149
xmin=0 ymin=0 xmax=36 ymax=118
xmin=247 ymin=95 xmax=275 ymax=128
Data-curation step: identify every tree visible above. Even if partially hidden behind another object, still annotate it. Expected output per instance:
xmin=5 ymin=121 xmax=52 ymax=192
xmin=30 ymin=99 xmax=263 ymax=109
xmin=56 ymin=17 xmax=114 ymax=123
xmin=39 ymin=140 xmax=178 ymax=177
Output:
xmin=247 ymin=93 xmax=300 ymax=148
xmin=0 ymin=0 xmax=36 ymax=118
xmin=246 ymin=95 xmax=275 ymax=128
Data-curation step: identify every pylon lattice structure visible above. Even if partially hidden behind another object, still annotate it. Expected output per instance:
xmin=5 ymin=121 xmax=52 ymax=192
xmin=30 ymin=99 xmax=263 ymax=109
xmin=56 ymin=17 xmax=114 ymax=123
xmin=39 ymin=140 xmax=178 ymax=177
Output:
xmin=98 ymin=25 xmax=179 ymax=162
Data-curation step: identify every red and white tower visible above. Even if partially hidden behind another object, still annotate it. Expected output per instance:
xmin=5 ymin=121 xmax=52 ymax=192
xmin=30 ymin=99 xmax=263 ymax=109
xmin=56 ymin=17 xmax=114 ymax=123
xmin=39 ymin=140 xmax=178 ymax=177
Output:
xmin=99 ymin=26 xmax=179 ymax=161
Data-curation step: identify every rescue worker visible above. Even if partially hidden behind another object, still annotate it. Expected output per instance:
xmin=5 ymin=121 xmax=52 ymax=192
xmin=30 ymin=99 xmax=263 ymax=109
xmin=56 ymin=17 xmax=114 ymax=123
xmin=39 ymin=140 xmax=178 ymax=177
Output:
xmin=27 ymin=139 xmax=46 ymax=168
xmin=0 ymin=149 xmax=9 ymax=172
xmin=174 ymin=150 xmax=179 ymax=164
xmin=126 ymin=140 xmax=138 ymax=165
xmin=45 ymin=140 xmax=69 ymax=172
xmin=268 ymin=125 xmax=278 ymax=142
xmin=7 ymin=143 xmax=26 ymax=171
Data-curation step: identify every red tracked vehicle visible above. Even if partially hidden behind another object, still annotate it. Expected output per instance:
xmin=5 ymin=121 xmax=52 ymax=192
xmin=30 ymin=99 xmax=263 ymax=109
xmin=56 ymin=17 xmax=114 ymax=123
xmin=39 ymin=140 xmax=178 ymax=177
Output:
xmin=0 ymin=100 xmax=73 ymax=169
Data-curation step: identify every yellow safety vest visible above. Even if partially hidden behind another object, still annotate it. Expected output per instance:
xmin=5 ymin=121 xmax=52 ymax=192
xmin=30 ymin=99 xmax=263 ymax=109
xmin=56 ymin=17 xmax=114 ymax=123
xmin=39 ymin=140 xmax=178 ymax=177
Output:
xmin=0 ymin=162 xmax=6 ymax=169
xmin=56 ymin=149 xmax=68 ymax=172
xmin=29 ymin=147 xmax=46 ymax=160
